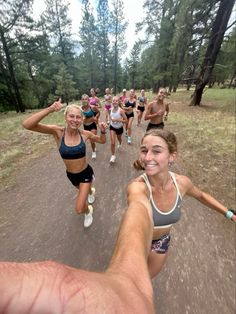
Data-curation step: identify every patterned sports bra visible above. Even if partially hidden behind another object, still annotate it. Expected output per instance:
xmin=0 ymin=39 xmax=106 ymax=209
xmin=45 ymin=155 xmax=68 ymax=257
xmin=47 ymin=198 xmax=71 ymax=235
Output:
xmin=141 ymin=172 xmax=182 ymax=229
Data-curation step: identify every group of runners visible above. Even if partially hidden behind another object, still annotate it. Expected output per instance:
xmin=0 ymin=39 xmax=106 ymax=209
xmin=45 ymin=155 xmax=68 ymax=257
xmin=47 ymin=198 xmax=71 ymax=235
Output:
xmin=82 ymin=87 xmax=169 ymax=163
xmin=22 ymin=86 xmax=236 ymax=283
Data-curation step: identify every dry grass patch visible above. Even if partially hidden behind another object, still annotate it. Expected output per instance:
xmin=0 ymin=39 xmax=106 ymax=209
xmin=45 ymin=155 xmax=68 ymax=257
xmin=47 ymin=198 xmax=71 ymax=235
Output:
xmin=168 ymin=88 xmax=235 ymax=205
xmin=0 ymin=111 xmax=63 ymax=189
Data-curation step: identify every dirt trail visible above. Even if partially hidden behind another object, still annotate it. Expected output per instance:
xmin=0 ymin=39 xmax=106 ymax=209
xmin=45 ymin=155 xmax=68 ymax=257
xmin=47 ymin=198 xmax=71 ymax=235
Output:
xmin=0 ymin=119 xmax=235 ymax=314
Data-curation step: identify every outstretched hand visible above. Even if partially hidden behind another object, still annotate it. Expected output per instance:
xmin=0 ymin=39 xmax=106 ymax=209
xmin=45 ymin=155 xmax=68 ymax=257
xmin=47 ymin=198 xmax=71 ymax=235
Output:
xmin=0 ymin=259 xmax=154 ymax=313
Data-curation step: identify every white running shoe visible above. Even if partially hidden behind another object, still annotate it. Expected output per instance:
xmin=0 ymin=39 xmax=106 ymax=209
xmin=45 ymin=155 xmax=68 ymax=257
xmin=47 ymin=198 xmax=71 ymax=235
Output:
xmin=84 ymin=205 xmax=93 ymax=228
xmin=117 ymin=142 xmax=122 ymax=149
xmin=127 ymin=137 xmax=132 ymax=144
xmin=92 ymin=151 xmax=96 ymax=159
xmin=110 ymin=155 xmax=116 ymax=163
xmin=88 ymin=187 xmax=96 ymax=204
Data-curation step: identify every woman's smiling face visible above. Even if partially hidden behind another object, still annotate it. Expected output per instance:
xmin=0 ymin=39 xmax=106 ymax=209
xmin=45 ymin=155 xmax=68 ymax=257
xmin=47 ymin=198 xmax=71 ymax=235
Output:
xmin=112 ymin=96 xmax=119 ymax=107
xmin=139 ymin=135 xmax=174 ymax=175
xmin=65 ymin=107 xmax=83 ymax=129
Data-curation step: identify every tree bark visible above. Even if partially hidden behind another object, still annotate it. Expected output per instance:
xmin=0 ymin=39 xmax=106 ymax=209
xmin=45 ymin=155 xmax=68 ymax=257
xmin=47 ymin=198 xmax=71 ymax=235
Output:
xmin=26 ymin=61 xmax=41 ymax=104
xmin=0 ymin=53 xmax=17 ymax=108
xmin=190 ymin=0 xmax=235 ymax=106
xmin=0 ymin=30 xmax=25 ymax=112
xmin=113 ymin=32 xmax=118 ymax=95
xmin=228 ymin=69 xmax=236 ymax=88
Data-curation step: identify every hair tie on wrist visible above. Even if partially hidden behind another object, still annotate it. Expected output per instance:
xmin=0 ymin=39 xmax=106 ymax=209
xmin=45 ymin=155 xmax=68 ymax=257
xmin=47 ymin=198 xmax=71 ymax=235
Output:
xmin=225 ymin=210 xmax=234 ymax=219
xmin=228 ymin=208 xmax=236 ymax=215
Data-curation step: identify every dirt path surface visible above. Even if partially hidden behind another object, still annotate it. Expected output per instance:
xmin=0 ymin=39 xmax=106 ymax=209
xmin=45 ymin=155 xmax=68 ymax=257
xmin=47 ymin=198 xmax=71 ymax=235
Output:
xmin=0 ymin=120 xmax=235 ymax=314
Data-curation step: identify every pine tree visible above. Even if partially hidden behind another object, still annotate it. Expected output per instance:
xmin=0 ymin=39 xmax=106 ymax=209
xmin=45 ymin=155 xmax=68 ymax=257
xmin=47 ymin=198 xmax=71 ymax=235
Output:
xmin=109 ymin=0 xmax=127 ymax=94
xmin=54 ymin=64 xmax=78 ymax=105
xmin=96 ymin=0 xmax=112 ymax=91
xmin=79 ymin=0 xmax=99 ymax=88
xmin=41 ymin=0 xmax=75 ymax=66
xmin=190 ymin=0 xmax=235 ymax=105
xmin=0 ymin=0 xmax=34 ymax=112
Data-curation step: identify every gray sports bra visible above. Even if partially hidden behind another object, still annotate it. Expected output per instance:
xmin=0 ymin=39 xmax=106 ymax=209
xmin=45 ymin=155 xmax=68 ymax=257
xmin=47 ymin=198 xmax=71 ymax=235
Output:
xmin=142 ymin=172 xmax=182 ymax=229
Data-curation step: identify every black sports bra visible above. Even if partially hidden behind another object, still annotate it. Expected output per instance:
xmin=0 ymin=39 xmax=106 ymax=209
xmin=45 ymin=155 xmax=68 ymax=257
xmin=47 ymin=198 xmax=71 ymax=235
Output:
xmin=125 ymin=100 xmax=136 ymax=108
xmin=59 ymin=130 xmax=86 ymax=160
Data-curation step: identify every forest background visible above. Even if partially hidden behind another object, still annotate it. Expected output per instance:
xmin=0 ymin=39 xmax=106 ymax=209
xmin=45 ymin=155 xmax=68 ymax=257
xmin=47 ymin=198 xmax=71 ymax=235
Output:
xmin=0 ymin=0 xmax=235 ymax=112
xmin=0 ymin=2 xmax=235 ymax=311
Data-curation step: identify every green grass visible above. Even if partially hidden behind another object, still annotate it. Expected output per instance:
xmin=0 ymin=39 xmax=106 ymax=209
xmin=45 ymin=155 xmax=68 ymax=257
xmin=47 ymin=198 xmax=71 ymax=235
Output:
xmin=169 ymin=86 xmax=235 ymax=113
xmin=203 ymin=87 xmax=235 ymax=106
xmin=166 ymin=88 xmax=235 ymax=203
xmin=170 ymin=111 xmax=235 ymax=149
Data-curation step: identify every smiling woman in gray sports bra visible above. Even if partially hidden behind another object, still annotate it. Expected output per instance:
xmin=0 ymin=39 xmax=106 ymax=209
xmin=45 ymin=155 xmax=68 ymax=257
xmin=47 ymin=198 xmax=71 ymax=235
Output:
xmin=128 ymin=129 xmax=236 ymax=278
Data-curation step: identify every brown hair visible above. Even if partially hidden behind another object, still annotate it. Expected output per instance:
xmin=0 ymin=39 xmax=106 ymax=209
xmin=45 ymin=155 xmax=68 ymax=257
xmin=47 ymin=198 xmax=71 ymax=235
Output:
xmin=133 ymin=129 xmax=178 ymax=171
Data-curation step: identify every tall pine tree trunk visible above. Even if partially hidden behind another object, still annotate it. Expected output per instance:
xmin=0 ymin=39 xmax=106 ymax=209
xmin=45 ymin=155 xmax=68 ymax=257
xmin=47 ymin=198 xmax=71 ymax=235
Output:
xmin=0 ymin=53 xmax=18 ymax=108
xmin=0 ymin=30 xmax=25 ymax=112
xmin=190 ymin=0 xmax=234 ymax=106
xmin=26 ymin=61 xmax=41 ymax=104
xmin=113 ymin=39 xmax=118 ymax=95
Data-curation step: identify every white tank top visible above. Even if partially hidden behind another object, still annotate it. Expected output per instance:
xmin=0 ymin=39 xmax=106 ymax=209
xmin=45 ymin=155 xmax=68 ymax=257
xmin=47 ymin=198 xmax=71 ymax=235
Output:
xmin=110 ymin=108 xmax=123 ymax=129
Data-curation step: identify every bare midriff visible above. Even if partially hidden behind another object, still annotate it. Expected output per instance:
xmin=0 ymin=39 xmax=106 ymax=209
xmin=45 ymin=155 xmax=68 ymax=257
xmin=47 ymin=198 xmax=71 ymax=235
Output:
xmin=63 ymin=157 xmax=87 ymax=173
xmin=152 ymin=226 xmax=172 ymax=241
